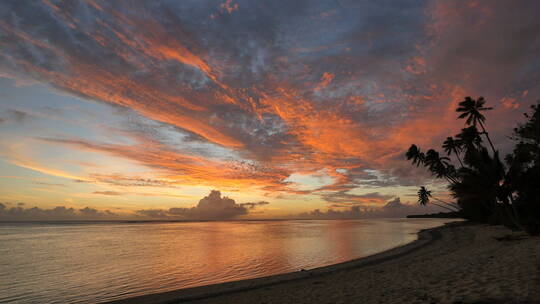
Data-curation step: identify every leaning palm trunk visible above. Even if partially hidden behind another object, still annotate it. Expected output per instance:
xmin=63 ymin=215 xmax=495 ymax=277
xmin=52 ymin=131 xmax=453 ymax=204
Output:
xmin=431 ymin=202 xmax=458 ymax=212
xmin=432 ymin=197 xmax=461 ymax=211
xmin=442 ymin=172 xmax=460 ymax=185
xmin=478 ymin=120 xmax=496 ymax=154
xmin=455 ymin=152 xmax=465 ymax=168
xmin=446 ymin=175 xmax=459 ymax=184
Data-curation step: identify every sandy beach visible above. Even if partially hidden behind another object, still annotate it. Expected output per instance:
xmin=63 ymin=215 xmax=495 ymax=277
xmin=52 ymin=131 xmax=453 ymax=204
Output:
xmin=107 ymin=222 xmax=540 ymax=304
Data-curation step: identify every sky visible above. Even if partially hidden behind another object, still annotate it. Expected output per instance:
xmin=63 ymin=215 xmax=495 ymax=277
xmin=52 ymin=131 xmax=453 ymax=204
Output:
xmin=1 ymin=0 xmax=540 ymax=220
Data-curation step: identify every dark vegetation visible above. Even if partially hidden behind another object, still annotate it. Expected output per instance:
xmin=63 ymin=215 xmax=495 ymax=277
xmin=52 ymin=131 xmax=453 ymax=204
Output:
xmin=406 ymin=97 xmax=540 ymax=235
xmin=406 ymin=211 xmax=462 ymax=219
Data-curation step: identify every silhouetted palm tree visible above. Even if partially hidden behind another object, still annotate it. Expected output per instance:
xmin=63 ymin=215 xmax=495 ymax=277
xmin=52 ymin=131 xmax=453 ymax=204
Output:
xmin=442 ymin=136 xmax=464 ymax=167
xmin=450 ymin=148 xmax=510 ymax=223
xmin=417 ymin=186 xmax=459 ymax=212
xmin=456 ymin=126 xmax=482 ymax=148
xmin=406 ymin=97 xmax=540 ymax=234
xmin=504 ymin=102 xmax=540 ymax=234
xmin=456 ymin=96 xmax=496 ymax=153
xmin=424 ymin=149 xmax=458 ymax=183
xmin=456 ymin=126 xmax=484 ymax=168
xmin=406 ymin=144 xmax=425 ymax=167
xmin=417 ymin=186 xmax=431 ymax=206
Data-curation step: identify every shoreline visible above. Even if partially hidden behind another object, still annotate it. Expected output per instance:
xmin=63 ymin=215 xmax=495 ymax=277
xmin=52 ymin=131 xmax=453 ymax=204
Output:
xmin=104 ymin=221 xmax=457 ymax=304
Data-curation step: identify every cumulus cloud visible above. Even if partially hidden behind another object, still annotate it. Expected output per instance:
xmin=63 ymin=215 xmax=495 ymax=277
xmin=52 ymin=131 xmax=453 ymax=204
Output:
xmin=240 ymin=201 xmax=269 ymax=209
xmin=0 ymin=202 xmax=118 ymax=221
xmin=292 ymin=197 xmax=444 ymax=220
xmin=136 ymin=190 xmax=268 ymax=220
xmin=0 ymin=191 xmax=270 ymax=221
xmin=136 ymin=209 xmax=170 ymax=219
xmin=168 ymin=190 xmax=247 ymax=220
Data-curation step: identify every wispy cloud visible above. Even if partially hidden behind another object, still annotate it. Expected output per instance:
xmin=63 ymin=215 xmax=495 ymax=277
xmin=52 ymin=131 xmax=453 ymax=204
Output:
xmin=0 ymin=0 xmax=539 ymax=214
xmin=93 ymin=191 xmax=122 ymax=196
xmin=0 ymin=109 xmax=33 ymax=124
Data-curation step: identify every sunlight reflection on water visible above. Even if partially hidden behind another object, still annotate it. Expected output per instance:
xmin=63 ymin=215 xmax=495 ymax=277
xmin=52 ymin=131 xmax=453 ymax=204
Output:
xmin=0 ymin=218 xmax=452 ymax=303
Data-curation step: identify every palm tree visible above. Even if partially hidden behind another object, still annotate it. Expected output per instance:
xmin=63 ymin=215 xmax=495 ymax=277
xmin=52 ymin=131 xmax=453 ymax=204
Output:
xmin=417 ymin=186 xmax=459 ymax=212
xmin=456 ymin=126 xmax=485 ymax=168
xmin=442 ymin=136 xmax=464 ymax=167
xmin=406 ymin=144 xmax=425 ymax=167
xmin=456 ymin=126 xmax=482 ymax=148
xmin=417 ymin=186 xmax=431 ymax=206
xmin=424 ymin=149 xmax=458 ymax=183
xmin=456 ymin=96 xmax=496 ymax=154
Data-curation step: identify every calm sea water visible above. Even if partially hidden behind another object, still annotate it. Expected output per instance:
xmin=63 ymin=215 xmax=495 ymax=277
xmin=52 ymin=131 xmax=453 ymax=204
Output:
xmin=0 ymin=218 xmax=451 ymax=303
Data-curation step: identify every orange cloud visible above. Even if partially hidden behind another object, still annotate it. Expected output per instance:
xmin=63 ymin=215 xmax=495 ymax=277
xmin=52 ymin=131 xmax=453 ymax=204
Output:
xmin=314 ymin=72 xmax=334 ymax=90
xmin=2 ymin=0 xmax=539 ymax=211
xmin=36 ymin=136 xmax=292 ymax=193
xmin=220 ymin=0 xmax=238 ymax=14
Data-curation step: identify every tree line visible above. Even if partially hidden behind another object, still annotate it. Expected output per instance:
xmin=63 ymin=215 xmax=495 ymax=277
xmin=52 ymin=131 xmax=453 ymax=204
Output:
xmin=406 ymin=97 xmax=540 ymax=235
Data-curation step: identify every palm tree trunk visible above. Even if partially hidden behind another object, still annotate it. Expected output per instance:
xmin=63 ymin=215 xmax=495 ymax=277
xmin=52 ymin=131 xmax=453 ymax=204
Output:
xmin=478 ymin=120 xmax=496 ymax=154
xmin=502 ymin=201 xmax=524 ymax=231
xmin=444 ymin=175 xmax=459 ymax=185
xmin=454 ymin=150 xmax=465 ymax=168
xmin=431 ymin=202 xmax=458 ymax=212
xmin=508 ymin=195 xmax=522 ymax=228
xmin=432 ymin=197 xmax=461 ymax=211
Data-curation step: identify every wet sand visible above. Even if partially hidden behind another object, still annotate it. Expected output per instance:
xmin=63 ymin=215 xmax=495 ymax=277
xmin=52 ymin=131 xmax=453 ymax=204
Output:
xmin=107 ymin=222 xmax=540 ymax=304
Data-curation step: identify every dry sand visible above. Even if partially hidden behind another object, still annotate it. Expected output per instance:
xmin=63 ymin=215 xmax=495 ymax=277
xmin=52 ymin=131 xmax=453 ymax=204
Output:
xmin=108 ymin=222 xmax=540 ymax=304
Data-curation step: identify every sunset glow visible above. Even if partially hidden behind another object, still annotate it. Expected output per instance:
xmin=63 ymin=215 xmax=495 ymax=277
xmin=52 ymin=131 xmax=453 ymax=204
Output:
xmin=1 ymin=0 xmax=539 ymax=220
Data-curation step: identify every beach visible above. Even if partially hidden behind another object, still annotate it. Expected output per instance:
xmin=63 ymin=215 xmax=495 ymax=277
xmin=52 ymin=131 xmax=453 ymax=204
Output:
xmin=108 ymin=222 xmax=540 ymax=304
xmin=4 ymin=2 xmax=540 ymax=304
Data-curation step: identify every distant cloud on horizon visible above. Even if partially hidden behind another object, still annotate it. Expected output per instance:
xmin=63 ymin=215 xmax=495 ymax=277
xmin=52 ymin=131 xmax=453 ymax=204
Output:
xmin=0 ymin=195 xmax=446 ymax=221
xmin=292 ymin=197 xmax=445 ymax=220
xmin=0 ymin=202 xmax=118 ymax=221
xmin=1 ymin=190 xmax=256 ymax=221
xmin=136 ymin=190 xmax=267 ymax=220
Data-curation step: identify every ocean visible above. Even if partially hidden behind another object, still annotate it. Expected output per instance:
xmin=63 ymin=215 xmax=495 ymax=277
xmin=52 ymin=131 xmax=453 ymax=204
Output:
xmin=0 ymin=218 xmax=451 ymax=303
